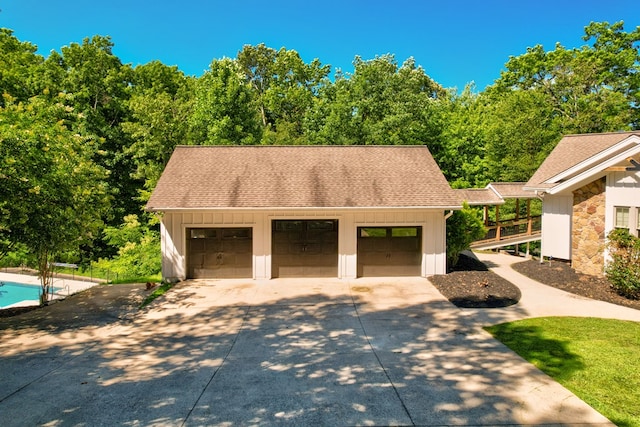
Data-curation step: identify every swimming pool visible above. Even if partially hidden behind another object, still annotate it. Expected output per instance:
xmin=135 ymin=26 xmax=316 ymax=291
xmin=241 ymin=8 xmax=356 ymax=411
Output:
xmin=0 ymin=282 xmax=60 ymax=308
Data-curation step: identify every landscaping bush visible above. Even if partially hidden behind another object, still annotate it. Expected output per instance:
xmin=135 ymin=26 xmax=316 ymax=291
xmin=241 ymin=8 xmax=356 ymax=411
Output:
xmin=446 ymin=202 xmax=486 ymax=268
xmin=93 ymin=214 xmax=161 ymax=280
xmin=605 ymin=229 xmax=640 ymax=299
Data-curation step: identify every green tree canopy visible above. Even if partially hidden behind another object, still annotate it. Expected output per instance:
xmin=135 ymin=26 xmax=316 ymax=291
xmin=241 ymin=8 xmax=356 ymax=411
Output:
xmin=0 ymin=95 xmax=110 ymax=302
xmin=191 ymin=58 xmax=262 ymax=145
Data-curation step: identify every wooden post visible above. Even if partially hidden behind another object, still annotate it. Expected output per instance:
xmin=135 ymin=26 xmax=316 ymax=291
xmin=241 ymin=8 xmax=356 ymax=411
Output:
xmin=527 ymin=199 xmax=532 ymax=235
xmin=495 ymin=205 xmax=501 ymax=242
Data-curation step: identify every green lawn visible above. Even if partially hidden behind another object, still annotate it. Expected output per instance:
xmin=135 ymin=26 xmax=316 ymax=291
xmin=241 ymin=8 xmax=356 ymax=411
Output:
xmin=485 ymin=317 xmax=640 ymax=427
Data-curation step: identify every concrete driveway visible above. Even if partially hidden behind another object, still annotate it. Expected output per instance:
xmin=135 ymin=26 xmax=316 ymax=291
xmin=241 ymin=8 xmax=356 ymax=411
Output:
xmin=0 ymin=275 xmax=615 ymax=426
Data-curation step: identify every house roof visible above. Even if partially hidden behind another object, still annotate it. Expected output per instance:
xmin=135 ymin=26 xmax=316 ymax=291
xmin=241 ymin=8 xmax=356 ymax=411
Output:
xmin=455 ymin=188 xmax=503 ymax=206
xmin=487 ymin=182 xmax=538 ymax=199
xmin=456 ymin=182 xmax=538 ymax=206
xmin=147 ymin=145 xmax=461 ymax=210
xmin=526 ymin=131 xmax=640 ymax=189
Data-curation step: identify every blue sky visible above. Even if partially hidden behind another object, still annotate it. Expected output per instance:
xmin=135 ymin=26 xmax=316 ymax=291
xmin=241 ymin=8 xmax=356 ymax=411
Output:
xmin=1 ymin=0 xmax=638 ymax=91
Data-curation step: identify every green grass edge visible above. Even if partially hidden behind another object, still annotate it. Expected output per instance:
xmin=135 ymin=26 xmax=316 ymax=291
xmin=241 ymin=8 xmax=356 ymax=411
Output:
xmin=139 ymin=281 xmax=176 ymax=309
xmin=485 ymin=317 xmax=640 ymax=427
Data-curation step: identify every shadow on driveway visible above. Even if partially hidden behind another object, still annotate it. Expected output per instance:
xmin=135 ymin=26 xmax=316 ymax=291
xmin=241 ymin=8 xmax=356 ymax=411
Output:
xmin=0 ymin=280 xmax=611 ymax=426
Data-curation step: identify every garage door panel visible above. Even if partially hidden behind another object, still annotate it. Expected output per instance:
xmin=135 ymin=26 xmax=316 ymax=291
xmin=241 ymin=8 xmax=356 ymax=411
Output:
xmin=357 ymin=226 xmax=422 ymax=277
xmin=272 ymin=220 xmax=338 ymax=278
xmin=187 ymin=227 xmax=253 ymax=279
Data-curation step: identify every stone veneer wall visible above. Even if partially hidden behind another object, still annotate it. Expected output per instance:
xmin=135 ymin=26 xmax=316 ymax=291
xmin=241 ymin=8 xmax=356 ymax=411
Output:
xmin=572 ymin=178 xmax=606 ymax=276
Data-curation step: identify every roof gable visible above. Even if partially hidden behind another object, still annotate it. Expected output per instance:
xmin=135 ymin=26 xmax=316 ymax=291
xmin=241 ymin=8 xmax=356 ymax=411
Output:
xmin=147 ymin=145 xmax=460 ymax=210
xmin=526 ymin=132 xmax=640 ymax=190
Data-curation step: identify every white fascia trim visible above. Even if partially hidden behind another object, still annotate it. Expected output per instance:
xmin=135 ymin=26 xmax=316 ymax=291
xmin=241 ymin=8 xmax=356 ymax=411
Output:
xmin=545 ymin=135 xmax=640 ymax=185
xmin=548 ymin=143 xmax=640 ymax=195
xmin=484 ymin=183 xmax=506 ymax=202
xmin=147 ymin=205 xmax=464 ymax=212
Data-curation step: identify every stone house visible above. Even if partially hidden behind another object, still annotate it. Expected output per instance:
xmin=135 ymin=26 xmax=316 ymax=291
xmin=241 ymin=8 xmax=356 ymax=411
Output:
xmin=525 ymin=131 xmax=640 ymax=276
xmin=146 ymin=145 xmax=461 ymax=282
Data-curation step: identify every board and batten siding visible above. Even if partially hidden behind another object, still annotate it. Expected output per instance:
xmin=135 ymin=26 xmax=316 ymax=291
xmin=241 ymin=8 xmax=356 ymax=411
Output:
xmin=541 ymin=195 xmax=573 ymax=260
xmin=159 ymin=209 xmax=448 ymax=281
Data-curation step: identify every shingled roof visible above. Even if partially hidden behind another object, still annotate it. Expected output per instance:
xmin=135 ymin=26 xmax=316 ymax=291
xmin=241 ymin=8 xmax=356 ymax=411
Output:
xmin=526 ymin=131 xmax=640 ymax=188
xmin=147 ymin=145 xmax=461 ymax=210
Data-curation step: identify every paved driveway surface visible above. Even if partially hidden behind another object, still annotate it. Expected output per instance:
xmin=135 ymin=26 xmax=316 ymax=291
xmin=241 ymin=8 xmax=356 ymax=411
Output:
xmin=0 ymin=277 xmax=614 ymax=426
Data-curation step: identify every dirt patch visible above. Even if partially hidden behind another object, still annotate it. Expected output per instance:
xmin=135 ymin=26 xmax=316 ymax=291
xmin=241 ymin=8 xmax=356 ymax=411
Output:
xmin=430 ymin=254 xmax=521 ymax=308
xmin=512 ymin=259 xmax=640 ymax=311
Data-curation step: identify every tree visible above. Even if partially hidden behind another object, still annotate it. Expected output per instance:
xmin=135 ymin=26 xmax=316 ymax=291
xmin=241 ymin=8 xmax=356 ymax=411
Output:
xmin=481 ymin=21 xmax=639 ymax=182
xmin=306 ymin=55 xmax=445 ymax=147
xmin=190 ymin=58 xmax=262 ymax=145
xmin=0 ymin=28 xmax=44 ymax=105
xmin=0 ymin=95 xmax=110 ymax=304
xmin=482 ymin=89 xmax=561 ymax=182
xmin=437 ymin=85 xmax=490 ymax=188
xmin=237 ymin=44 xmax=330 ymax=143
xmin=494 ymin=21 xmax=639 ymax=134
xmin=122 ymin=61 xmax=196 ymax=198
xmin=43 ymin=35 xmax=138 ymax=223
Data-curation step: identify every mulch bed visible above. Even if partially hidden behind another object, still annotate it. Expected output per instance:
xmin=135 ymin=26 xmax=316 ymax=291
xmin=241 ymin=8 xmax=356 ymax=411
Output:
xmin=430 ymin=254 xmax=521 ymax=308
xmin=512 ymin=259 xmax=640 ymax=311
xmin=0 ymin=305 xmax=40 ymax=318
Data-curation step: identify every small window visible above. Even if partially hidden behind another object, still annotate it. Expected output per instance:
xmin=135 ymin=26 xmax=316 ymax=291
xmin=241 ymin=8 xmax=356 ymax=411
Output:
xmin=615 ymin=207 xmax=630 ymax=228
xmin=359 ymin=228 xmax=387 ymax=238
xmin=190 ymin=229 xmax=217 ymax=239
xmin=391 ymin=227 xmax=419 ymax=237
xmin=222 ymin=228 xmax=251 ymax=239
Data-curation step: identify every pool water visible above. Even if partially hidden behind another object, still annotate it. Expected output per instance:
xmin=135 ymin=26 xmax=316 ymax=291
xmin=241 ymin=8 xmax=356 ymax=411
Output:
xmin=0 ymin=282 xmax=59 ymax=308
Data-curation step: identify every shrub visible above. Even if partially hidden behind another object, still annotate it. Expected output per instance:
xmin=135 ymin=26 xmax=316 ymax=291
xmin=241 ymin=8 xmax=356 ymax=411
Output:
xmin=605 ymin=229 xmax=640 ymax=299
xmin=446 ymin=202 xmax=487 ymax=268
xmin=93 ymin=214 xmax=161 ymax=280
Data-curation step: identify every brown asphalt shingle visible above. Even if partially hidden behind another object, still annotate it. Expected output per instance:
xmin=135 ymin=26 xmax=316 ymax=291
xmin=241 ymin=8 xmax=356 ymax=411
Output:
xmin=487 ymin=182 xmax=537 ymax=199
xmin=455 ymin=188 xmax=503 ymax=206
xmin=526 ymin=131 xmax=640 ymax=187
xmin=147 ymin=145 xmax=460 ymax=210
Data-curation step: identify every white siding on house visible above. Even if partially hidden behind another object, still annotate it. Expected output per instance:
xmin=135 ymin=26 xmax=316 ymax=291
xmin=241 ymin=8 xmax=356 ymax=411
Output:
xmin=159 ymin=209 xmax=448 ymax=282
xmin=541 ymin=195 xmax=573 ymax=260
xmin=606 ymin=171 xmax=640 ymax=237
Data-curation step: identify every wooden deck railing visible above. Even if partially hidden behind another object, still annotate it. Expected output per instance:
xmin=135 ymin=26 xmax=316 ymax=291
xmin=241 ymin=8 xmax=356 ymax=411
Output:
xmin=473 ymin=215 xmax=542 ymax=246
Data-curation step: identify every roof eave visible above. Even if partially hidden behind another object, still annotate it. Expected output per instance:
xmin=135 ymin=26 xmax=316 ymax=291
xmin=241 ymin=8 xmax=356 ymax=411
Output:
xmin=543 ymin=134 xmax=640 ymax=185
xmin=547 ymin=143 xmax=640 ymax=195
xmin=147 ymin=204 xmax=464 ymax=212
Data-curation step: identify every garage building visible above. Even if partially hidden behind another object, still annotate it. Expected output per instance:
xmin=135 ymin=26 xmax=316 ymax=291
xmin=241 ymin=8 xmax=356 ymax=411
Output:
xmin=146 ymin=145 xmax=461 ymax=281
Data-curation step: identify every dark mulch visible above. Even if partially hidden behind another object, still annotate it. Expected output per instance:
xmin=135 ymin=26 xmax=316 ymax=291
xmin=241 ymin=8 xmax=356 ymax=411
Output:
xmin=430 ymin=253 xmax=521 ymax=308
xmin=512 ymin=259 xmax=640 ymax=311
xmin=0 ymin=305 xmax=40 ymax=318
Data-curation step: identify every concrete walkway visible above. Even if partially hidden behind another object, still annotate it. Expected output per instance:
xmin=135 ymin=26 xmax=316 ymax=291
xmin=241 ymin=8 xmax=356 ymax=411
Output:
xmin=1 ymin=255 xmax=636 ymax=426
xmin=471 ymin=251 xmax=640 ymax=324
